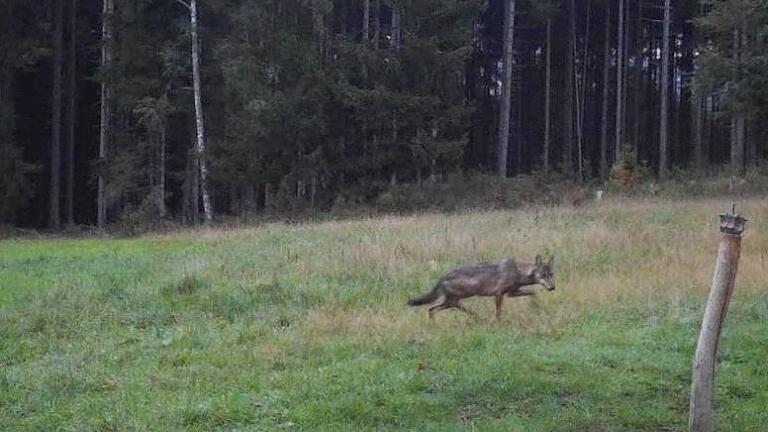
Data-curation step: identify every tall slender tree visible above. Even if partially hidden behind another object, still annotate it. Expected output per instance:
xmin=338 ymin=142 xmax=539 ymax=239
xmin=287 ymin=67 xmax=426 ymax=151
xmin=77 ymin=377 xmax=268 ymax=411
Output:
xmin=600 ymin=0 xmax=611 ymax=172
xmin=614 ymin=0 xmax=625 ymax=163
xmin=65 ymin=0 xmax=77 ymax=225
xmin=574 ymin=0 xmax=590 ymax=182
xmin=730 ymin=29 xmax=745 ymax=174
xmin=692 ymin=95 xmax=705 ymax=172
xmin=372 ymin=0 xmax=380 ymax=49
xmin=311 ymin=0 xmax=326 ymax=59
xmin=497 ymin=0 xmax=515 ymax=177
xmin=391 ymin=1 xmax=401 ymax=50
xmin=563 ymin=0 xmax=575 ymax=173
xmin=630 ymin=0 xmax=643 ymax=156
xmin=50 ymin=0 xmax=64 ymax=229
xmin=189 ymin=0 xmax=213 ymax=222
xmin=543 ymin=17 xmax=552 ymax=171
xmin=659 ymin=0 xmax=671 ymax=179
xmin=98 ymin=0 xmax=114 ymax=229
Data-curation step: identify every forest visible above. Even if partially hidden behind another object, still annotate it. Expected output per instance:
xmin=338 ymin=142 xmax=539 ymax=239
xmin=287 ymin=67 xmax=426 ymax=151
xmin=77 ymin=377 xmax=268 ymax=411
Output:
xmin=1 ymin=0 xmax=766 ymax=229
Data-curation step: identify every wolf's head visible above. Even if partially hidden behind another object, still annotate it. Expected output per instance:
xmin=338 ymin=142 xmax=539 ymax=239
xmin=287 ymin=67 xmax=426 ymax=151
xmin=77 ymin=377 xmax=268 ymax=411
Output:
xmin=533 ymin=255 xmax=555 ymax=291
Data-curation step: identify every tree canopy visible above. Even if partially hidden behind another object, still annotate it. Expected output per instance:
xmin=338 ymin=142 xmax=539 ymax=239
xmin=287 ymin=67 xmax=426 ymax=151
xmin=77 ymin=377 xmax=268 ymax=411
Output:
xmin=0 ymin=0 xmax=764 ymax=228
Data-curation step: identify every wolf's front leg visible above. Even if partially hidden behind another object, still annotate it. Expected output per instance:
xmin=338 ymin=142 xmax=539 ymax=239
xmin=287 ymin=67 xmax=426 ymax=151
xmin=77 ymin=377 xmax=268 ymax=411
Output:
xmin=495 ymin=295 xmax=504 ymax=320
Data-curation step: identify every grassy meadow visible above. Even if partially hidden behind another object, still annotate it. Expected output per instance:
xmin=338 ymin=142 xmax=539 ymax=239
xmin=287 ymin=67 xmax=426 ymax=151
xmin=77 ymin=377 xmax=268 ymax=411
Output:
xmin=2 ymin=197 xmax=768 ymax=431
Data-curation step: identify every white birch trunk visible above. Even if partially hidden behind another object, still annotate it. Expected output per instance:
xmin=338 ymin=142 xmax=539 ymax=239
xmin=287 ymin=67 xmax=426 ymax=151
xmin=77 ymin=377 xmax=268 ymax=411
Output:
xmin=190 ymin=0 xmax=213 ymax=222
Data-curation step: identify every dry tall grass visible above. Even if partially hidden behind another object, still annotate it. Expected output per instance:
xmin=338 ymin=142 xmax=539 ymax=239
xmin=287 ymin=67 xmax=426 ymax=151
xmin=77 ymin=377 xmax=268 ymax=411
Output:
xmin=148 ymin=196 xmax=767 ymax=341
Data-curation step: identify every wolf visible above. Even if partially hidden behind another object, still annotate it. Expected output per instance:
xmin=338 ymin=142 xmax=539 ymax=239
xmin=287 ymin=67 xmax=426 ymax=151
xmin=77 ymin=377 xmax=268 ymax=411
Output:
xmin=408 ymin=255 xmax=555 ymax=319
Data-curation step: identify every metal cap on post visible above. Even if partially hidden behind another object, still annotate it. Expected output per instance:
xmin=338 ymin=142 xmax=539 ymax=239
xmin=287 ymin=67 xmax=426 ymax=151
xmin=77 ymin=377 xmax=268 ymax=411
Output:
xmin=719 ymin=204 xmax=747 ymax=236
xmin=689 ymin=204 xmax=747 ymax=432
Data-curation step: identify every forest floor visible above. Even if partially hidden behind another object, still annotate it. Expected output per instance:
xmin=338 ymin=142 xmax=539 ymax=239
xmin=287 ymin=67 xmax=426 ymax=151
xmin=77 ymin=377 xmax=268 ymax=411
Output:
xmin=2 ymin=197 xmax=768 ymax=430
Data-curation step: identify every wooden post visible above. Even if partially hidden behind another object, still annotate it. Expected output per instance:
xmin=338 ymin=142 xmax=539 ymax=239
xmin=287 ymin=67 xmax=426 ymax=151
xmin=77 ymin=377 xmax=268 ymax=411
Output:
xmin=689 ymin=206 xmax=747 ymax=432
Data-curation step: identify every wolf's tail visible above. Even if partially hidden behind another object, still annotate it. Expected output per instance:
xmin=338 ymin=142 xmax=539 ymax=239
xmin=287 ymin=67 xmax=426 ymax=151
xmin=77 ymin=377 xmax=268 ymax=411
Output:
xmin=407 ymin=282 xmax=441 ymax=306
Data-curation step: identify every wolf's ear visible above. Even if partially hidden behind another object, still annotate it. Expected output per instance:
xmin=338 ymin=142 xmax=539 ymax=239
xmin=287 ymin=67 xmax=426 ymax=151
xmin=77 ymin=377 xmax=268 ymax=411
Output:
xmin=548 ymin=255 xmax=555 ymax=265
xmin=535 ymin=255 xmax=543 ymax=266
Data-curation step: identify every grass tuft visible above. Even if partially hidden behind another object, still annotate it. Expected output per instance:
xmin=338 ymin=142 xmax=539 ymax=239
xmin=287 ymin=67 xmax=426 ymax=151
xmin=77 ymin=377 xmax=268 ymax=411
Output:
xmin=164 ymin=275 xmax=210 ymax=296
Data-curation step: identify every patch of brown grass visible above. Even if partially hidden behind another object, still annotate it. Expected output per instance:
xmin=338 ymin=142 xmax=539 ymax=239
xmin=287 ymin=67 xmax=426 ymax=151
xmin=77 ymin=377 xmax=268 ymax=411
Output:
xmin=148 ymin=197 xmax=767 ymax=340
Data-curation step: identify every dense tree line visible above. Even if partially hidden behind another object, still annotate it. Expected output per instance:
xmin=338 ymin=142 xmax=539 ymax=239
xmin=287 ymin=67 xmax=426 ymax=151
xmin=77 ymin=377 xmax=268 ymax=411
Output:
xmin=0 ymin=0 xmax=765 ymax=228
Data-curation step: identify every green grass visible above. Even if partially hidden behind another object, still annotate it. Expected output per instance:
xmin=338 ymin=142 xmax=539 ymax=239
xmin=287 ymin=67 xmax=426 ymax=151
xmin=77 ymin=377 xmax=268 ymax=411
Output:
xmin=2 ymin=197 xmax=768 ymax=430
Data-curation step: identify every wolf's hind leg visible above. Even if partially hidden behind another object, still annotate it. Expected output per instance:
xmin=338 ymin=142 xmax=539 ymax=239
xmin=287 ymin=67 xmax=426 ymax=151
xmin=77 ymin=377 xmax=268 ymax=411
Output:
xmin=427 ymin=300 xmax=449 ymax=319
xmin=453 ymin=302 xmax=476 ymax=317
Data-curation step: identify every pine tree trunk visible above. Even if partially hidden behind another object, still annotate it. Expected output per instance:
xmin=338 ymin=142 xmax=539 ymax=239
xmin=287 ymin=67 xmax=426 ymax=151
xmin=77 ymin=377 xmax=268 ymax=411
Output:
xmin=391 ymin=3 xmax=401 ymax=50
xmin=340 ymin=0 xmax=348 ymax=34
xmin=543 ymin=18 xmax=551 ymax=171
xmin=614 ymin=0 xmax=624 ymax=163
xmin=0 ymin=0 xmax=11 ymax=142
xmin=190 ymin=0 xmax=213 ymax=222
xmin=65 ymin=0 xmax=77 ymax=226
xmin=264 ymin=183 xmax=272 ymax=211
xmin=563 ymin=0 xmax=574 ymax=174
xmin=658 ymin=0 xmax=671 ymax=179
xmin=158 ymin=122 xmax=167 ymax=217
xmin=745 ymin=120 xmax=756 ymax=170
xmin=361 ymin=0 xmax=370 ymax=80
xmin=372 ymin=0 xmax=380 ymax=49
xmin=731 ymin=116 xmax=745 ymax=174
xmin=431 ymin=124 xmax=438 ymax=182
xmin=0 ymin=64 xmax=12 ymax=141
xmin=497 ymin=0 xmax=515 ymax=177
xmin=389 ymin=3 xmax=401 ymax=181
xmin=631 ymin=0 xmax=642 ymax=159
xmin=600 ymin=3 xmax=610 ymax=172
xmin=246 ymin=184 xmax=255 ymax=211
xmin=98 ymin=0 xmax=113 ymax=229
xmin=228 ymin=183 xmax=237 ymax=214
xmin=311 ymin=0 xmax=325 ymax=57
xmin=693 ymin=96 xmax=705 ymax=173
xmin=50 ymin=0 xmax=64 ymax=230
xmin=310 ymin=177 xmax=317 ymax=207
xmin=0 ymin=4 xmax=9 ymax=132
xmin=730 ymin=28 xmax=746 ymax=174
xmin=703 ymin=96 xmax=712 ymax=169
xmin=515 ymin=90 xmax=522 ymax=174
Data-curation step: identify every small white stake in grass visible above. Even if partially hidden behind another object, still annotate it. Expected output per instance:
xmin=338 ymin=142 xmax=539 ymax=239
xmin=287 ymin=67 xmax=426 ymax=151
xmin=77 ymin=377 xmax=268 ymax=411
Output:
xmin=689 ymin=205 xmax=747 ymax=432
